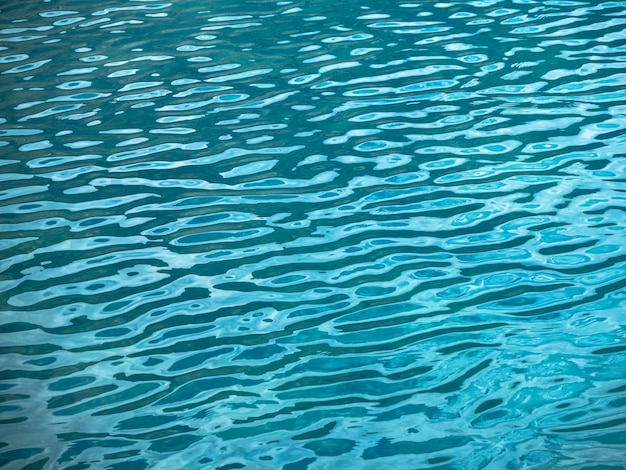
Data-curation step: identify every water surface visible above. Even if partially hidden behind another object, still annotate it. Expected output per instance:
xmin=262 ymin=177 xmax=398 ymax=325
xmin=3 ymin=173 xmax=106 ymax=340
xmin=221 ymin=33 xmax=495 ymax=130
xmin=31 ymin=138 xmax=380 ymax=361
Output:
xmin=1 ymin=0 xmax=626 ymax=468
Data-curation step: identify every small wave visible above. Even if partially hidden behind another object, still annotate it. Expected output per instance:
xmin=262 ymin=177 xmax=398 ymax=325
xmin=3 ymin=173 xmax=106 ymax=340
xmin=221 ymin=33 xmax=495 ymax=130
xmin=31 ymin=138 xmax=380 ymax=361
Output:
xmin=1 ymin=1 xmax=626 ymax=469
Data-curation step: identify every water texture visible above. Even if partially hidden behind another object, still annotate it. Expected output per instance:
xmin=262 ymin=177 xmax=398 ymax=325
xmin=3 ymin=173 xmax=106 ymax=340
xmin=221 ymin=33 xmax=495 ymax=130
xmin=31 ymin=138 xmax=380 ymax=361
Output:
xmin=1 ymin=0 xmax=626 ymax=468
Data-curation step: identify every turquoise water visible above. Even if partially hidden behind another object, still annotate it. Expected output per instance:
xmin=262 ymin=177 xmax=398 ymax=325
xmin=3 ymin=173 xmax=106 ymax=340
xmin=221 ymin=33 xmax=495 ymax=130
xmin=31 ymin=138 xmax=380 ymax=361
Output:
xmin=1 ymin=0 xmax=626 ymax=468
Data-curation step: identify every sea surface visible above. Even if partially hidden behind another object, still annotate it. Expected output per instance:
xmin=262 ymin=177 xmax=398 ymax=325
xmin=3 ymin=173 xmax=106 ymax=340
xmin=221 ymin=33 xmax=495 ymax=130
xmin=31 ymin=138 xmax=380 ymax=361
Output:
xmin=1 ymin=0 xmax=626 ymax=469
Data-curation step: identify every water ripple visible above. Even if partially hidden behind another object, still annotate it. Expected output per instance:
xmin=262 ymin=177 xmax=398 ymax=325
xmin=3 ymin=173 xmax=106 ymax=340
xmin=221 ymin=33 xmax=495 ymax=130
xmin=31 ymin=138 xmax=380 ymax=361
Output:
xmin=1 ymin=0 xmax=626 ymax=469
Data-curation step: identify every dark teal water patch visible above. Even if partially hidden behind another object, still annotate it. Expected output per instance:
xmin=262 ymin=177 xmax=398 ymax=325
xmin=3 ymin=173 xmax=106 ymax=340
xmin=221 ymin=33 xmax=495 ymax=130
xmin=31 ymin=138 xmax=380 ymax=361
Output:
xmin=1 ymin=0 xmax=626 ymax=469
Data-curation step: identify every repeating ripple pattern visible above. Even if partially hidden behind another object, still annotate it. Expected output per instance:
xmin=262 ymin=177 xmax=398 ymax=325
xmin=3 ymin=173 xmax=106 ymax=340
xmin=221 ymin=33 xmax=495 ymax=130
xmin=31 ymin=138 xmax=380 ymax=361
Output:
xmin=1 ymin=0 xmax=626 ymax=469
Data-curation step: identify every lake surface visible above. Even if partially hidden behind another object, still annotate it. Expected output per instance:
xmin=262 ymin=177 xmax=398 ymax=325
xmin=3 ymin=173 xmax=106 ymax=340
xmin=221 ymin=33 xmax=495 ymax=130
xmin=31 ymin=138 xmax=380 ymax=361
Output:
xmin=1 ymin=0 xmax=626 ymax=468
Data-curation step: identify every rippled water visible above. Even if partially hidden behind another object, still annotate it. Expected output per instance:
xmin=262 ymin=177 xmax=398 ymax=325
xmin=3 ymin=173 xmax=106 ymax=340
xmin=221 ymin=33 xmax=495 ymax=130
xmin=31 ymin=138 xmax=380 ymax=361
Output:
xmin=2 ymin=0 xmax=626 ymax=468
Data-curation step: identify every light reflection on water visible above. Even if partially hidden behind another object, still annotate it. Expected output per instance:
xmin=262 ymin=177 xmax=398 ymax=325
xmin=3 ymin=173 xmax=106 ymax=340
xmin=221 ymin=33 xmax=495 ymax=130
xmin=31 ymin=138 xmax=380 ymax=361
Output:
xmin=1 ymin=0 xmax=626 ymax=468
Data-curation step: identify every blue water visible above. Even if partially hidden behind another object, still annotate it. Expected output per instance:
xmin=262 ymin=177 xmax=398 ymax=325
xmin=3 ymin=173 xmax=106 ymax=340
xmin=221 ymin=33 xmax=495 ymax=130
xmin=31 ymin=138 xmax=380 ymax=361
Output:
xmin=1 ymin=0 xmax=626 ymax=468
